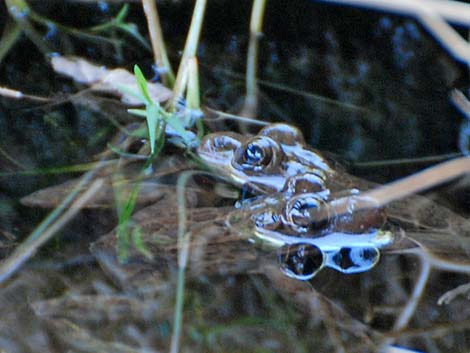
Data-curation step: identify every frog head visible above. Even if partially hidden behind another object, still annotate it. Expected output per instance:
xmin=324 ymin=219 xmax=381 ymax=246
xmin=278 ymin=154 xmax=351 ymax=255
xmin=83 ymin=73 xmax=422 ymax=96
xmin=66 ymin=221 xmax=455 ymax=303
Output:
xmin=197 ymin=123 xmax=334 ymax=193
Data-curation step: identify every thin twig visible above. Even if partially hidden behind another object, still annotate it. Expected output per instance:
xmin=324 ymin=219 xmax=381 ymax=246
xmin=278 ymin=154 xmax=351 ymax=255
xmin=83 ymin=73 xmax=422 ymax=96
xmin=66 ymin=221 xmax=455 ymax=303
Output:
xmin=318 ymin=0 xmax=470 ymax=27
xmin=417 ymin=8 xmax=470 ymax=65
xmin=324 ymin=157 xmax=470 ymax=220
xmin=373 ymin=251 xmax=431 ymax=350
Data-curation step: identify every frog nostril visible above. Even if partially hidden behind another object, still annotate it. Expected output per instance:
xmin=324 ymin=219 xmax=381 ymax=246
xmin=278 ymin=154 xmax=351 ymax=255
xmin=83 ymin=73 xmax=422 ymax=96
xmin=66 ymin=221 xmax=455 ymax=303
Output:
xmin=211 ymin=136 xmax=241 ymax=151
xmin=198 ymin=134 xmax=242 ymax=154
xmin=254 ymin=210 xmax=281 ymax=230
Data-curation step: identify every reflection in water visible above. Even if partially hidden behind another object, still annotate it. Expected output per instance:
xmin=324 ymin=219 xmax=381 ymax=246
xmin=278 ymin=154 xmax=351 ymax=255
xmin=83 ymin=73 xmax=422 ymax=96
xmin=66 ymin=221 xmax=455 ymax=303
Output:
xmin=6 ymin=122 xmax=470 ymax=353
xmin=1 ymin=1 xmax=470 ymax=352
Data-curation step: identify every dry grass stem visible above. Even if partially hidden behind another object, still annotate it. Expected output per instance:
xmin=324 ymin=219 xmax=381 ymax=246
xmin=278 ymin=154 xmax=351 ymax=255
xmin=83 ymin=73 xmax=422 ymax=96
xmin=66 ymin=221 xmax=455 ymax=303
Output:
xmin=320 ymin=0 xmax=470 ymax=26
xmin=387 ymin=257 xmax=431 ymax=347
xmin=417 ymin=9 xmax=470 ymax=64
xmin=450 ymin=89 xmax=470 ymax=120
xmin=204 ymin=107 xmax=270 ymax=125
xmin=186 ymin=57 xmax=200 ymax=110
xmin=437 ymin=282 xmax=470 ymax=305
xmin=326 ymin=157 xmax=470 ymax=219
xmin=0 ymin=86 xmax=49 ymax=102
xmin=171 ymin=0 xmax=207 ymax=110
xmin=319 ymin=0 xmax=470 ymax=64
xmin=141 ymin=0 xmax=175 ymax=86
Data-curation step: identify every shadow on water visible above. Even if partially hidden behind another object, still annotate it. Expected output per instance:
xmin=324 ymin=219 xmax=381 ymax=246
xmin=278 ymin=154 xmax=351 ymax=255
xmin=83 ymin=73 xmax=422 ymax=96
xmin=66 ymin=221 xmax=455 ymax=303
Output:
xmin=0 ymin=1 xmax=469 ymax=352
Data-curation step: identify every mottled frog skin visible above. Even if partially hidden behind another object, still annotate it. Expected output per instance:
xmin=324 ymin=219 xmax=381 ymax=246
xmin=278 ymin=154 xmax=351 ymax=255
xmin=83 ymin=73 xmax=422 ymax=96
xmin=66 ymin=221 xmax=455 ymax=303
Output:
xmin=197 ymin=123 xmax=334 ymax=194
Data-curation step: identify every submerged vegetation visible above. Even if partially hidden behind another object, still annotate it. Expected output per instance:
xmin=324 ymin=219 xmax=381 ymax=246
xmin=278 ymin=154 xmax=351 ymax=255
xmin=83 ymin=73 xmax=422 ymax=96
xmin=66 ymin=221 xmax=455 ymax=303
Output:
xmin=0 ymin=1 xmax=470 ymax=353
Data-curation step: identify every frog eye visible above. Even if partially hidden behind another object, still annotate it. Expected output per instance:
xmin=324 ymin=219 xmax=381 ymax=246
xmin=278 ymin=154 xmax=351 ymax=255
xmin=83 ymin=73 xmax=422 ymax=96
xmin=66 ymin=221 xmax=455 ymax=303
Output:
xmin=278 ymin=243 xmax=325 ymax=280
xmin=328 ymin=247 xmax=380 ymax=274
xmin=284 ymin=193 xmax=330 ymax=233
xmin=232 ymin=136 xmax=283 ymax=173
xmin=259 ymin=123 xmax=306 ymax=146
xmin=283 ymin=173 xmax=326 ymax=196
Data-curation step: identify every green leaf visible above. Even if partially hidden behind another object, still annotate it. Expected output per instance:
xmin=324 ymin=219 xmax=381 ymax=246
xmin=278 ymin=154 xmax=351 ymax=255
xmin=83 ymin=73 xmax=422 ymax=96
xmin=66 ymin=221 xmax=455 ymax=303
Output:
xmin=115 ymin=4 xmax=129 ymax=22
xmin=146 ymin=103 xmax=159 ymax=154
xmin=131 ymin=226 xmax=153 ymax=260
xmin=117 ymin=23 xmax=151 ymax=50
xmin=134 ymin=65 xmax=152 ymax=104
xmin=127 ymin=108 xmax=147 ymax=118
xmin=116 ymin=222 xmax=131 ymax=262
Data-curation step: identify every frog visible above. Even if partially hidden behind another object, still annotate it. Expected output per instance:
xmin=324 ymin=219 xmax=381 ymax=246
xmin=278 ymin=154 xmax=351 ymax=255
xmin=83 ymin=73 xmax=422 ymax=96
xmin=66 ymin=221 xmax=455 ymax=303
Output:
xmin=197 ymin=123 xmax=338 ymax=194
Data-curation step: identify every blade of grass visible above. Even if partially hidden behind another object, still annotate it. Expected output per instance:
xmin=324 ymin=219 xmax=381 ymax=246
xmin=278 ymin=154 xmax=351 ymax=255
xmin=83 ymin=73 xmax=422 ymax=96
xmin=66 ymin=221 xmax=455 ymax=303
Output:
xmin=134 ymin=65 xmax=153 ymax=104
xmin=0 ymin=174 xmax=104 ymax=284
xmin=378 ymin=256 xmax=431 ymax=351
xmin=91 ymin=4 xmax=151 ymax=50
xmin=5 ymin=0 xmax=52 ymax=54
xmin=0 ymin=18 xmax=21 ymax=65
xmin=352 ymin=152 xmax=464 ymax=168
xmin=202 ymin=64 xmax=379 ymax=118
xmin=0 ymin=160 xmax=116 ymax=177
xmin=170 ymin=170 xmax=215 ymax=353
xmin=130 ymin=65 xmax=169 ymax=155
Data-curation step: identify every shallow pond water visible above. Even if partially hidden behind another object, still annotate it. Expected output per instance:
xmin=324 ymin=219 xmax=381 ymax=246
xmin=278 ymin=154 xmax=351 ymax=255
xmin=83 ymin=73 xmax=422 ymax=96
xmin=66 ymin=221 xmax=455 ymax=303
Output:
xmin=0 ymin=1 xmax=470 ymax=353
